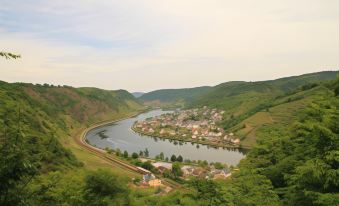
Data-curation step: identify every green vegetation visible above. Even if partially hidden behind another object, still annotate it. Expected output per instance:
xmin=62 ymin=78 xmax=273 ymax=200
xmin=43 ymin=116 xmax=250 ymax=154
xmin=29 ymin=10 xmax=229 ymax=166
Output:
xmin=0 ymin=80 xmax=143 ymax=205
xmin=232 ymin=79 xmax=339 ymax=205
xmin=0 ymin=73 xmax=338 ymax=206
xmin=232 ymin=85 xmax=334 ymax=147
xmin=189 ymin=71 xmax=337 ymax=125
xmin=0 ymin=52 xmax=21 ymax=59
xmin=139 ymin=86 xmax=212 ymax=107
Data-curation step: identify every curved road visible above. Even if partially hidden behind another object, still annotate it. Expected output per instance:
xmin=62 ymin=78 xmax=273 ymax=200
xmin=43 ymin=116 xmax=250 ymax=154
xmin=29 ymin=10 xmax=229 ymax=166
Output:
xmin=74 ymin=114 xmax=182 ymax=189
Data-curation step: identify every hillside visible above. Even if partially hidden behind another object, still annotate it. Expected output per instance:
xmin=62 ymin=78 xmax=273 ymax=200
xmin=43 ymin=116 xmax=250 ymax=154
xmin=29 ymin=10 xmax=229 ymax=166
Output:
xmin=140 ymin=71 xmax=337 ymax=110
xmin=0 ymin=81 xmax=144 ymax=172
xmin=189 ymin=71 xmax=338 ymax=128
xmin=2 ymin=77 xmax=337 ymax=206
xmin=230 ymin=85 xmax=333 ymax=147
xmin=132 ymin=92 xmax=145 ymax=98
xmin=138 ymin=86 xmax=212 ymax=107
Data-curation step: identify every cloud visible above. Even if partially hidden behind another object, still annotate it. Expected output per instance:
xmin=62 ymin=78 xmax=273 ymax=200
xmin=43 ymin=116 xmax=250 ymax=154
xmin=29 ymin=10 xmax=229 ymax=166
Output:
xmin=0 ymin=0 xmax=338 ymax=91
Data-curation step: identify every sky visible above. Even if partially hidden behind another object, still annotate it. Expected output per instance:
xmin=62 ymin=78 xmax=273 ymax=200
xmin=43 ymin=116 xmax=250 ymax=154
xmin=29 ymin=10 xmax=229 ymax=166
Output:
xmin=0 ymin=0 xmax=338 ymax=92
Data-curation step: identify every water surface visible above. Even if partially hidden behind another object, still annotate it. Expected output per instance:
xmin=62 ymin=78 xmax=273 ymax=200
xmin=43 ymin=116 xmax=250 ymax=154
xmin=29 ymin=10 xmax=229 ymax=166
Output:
xmin=86 ymin=110 xmax=246 ymax=165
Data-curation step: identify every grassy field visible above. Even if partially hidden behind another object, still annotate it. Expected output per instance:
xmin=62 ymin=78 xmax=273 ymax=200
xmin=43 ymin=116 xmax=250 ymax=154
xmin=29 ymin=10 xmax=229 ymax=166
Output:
xmin=62 ymin=117 xmax=143 ymax=178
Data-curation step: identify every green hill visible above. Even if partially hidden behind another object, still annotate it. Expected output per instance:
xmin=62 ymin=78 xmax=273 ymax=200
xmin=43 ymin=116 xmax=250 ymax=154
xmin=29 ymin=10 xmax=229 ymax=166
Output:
xmin=230 ymin=85 xmax=333 ymax=147
xmin=1 ymin=75 xmax=338 ymax=206
xmin=139 ymin=86 xmax=212 ymax=107
xmin=189 ymin=71 xmax=338 ymax=130
xmin=0 ymin=81 xmax=143 ymax=172
xmin=139 ymin=71 xmax=338 ymax=111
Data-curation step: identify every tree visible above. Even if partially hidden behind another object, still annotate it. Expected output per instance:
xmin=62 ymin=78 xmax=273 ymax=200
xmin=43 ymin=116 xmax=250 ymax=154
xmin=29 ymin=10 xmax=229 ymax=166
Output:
xmin=144 ymin=148 xmax=149 ymax=157
xmin=83 ymin=170 xmax=130 ymax=206
xmin=189 ymin=178 xmax=220 ymax=205
xmin=159 ymin=152 xmax=165 ymax=160
xmin=132 ymin=152 xmax=139 ymax=159
xmin=213 ymin=162 xmax=225 ymax=169
xmin=115 ymin=148 xmax=122 ymax=156
xmin=177 ymin=155 xmax=183 ymax=162
xmin=141 ymin=161 xmax=154 ymax=171
xmin=123 ymin=150 xmax=129 ymax=158
xmin=0 ymin=52 xmax=21 ymax=59
xmin=0 ymin=109 xmax=38 ymax=205
xmin=172 ymin=162 xmax=183 ymax=178
xmin=139 ymin=150 xmax=144 ymax=157
xmin=170 ymin=155 xmax=177 ymax=162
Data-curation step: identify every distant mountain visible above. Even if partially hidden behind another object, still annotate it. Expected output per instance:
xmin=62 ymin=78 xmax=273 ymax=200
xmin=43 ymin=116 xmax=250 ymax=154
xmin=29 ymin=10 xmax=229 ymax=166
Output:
xmin=138 ymin=86 xmax=212 ymax=107
xmin=131 ymin=92 xmax=145 ymax=98
xmin=139 ymin=71 xmax=338 ymax=109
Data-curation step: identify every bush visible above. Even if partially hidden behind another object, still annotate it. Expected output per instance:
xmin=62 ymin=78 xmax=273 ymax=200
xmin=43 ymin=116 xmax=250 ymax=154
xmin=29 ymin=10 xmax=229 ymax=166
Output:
xmin=123 ymin=151 xmax=129 ymax=158
xmin=132 ymin=152 xmax=139 ymax=159
xmin=170 ymin=155 xmax=177 ymax=162
xmin=177 ymin=155 xmax=183 ymax=162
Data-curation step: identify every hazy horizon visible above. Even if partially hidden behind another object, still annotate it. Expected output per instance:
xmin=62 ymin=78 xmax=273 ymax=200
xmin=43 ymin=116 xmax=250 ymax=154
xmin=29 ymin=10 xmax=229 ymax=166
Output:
xmin=1 ymin=0 xmax=339 ymax=92
xmin=2 ymin=70 xmax=337 ymax=93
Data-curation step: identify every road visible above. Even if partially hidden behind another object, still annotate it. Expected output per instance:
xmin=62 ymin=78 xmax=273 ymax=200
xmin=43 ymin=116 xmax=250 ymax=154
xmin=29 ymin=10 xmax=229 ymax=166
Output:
xmin=74 ymin=114 xmax=182 ymax=189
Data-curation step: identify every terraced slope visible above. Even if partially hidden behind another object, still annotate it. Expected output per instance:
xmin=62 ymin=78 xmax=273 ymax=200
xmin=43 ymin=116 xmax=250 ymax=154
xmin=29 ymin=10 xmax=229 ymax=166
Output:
xmin=229 ymin=85 xmax=333 ymax=147
xmin=189 ymin=71 xmax=338 ymax=129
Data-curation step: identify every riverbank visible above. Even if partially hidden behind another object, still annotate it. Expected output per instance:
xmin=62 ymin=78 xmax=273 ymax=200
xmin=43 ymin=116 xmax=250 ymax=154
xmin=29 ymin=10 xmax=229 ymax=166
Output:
xmin=65 ymin=110 xmax=145 ymax=176
xmin=74 ymin=110 xmax=182 ymax=189
xmin=131 ymin=125 xmax=250 ymax=150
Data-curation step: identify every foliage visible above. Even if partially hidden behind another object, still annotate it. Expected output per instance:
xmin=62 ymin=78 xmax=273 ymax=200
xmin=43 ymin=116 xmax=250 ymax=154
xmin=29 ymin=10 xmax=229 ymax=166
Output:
xmin=0 ymin=110 xmax=38 ymax=206
xmin=28 ymin=169 xmax=130 ymax=206
xmin=141 ymin=161 xmax=154 ymax=171
xmin=177 ymin=155 xmax=183 ymax=162
xmin=235 ymin=78 xmax=339 ymax=205
xmin=170 ymin=154 xmax=177 ymax=162
xmin=0 ymin=79 xmax=142 ymax=205
xmin=0 ymin=74 xmax=338 ymax=205
xmin=0 ymin=52 xmax=21 ymax=59
xmin=83 ymin=170 xmax=130 ymax=206
xmin=123 ymin=150 xmax=129 ymax=158
xmin=172 ymin=162 xmax=183 ymax=178
xmin=131 ymin=152 xmax=139 ymax=159
xmin=139 ymin=86 xmax=212 ymax=106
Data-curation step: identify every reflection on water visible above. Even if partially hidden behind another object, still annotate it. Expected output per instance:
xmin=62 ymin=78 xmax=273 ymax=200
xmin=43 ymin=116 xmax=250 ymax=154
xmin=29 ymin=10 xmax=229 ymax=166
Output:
xmin=86 ymin=109 xmax=247 ymax=166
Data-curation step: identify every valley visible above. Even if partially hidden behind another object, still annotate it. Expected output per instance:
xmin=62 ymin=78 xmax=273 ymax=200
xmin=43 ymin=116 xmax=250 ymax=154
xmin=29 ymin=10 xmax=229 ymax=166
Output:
xmin=1 ymin=71 xmax=338 ymax=206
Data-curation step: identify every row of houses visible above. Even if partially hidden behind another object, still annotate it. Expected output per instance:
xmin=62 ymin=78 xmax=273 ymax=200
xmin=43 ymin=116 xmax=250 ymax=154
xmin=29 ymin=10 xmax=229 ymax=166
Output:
xmin=134 ymin=107 xmax=241 ymax=146
xmin=150 ymin=161 xmax=232 ymax=180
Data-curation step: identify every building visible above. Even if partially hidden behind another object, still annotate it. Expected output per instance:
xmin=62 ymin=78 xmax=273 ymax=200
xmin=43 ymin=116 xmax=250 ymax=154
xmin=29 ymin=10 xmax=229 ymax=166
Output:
xmin=181 ymin=165 xmax=195 ymax=177
xmin=152 ymin=162 xmax=172 ymax=170
xmin=148 ymin=179 xmax=162 ymax=187
xmin=142 ymin=173 xmax=162 ymax=187
xmin=137 ymin=167 xmax=151 ymax=174
xmin=213 ymin=168 xmax=231 ymax=179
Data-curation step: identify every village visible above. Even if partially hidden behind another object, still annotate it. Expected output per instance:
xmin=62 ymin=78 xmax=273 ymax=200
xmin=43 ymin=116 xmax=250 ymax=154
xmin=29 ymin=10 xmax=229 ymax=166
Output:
xmin=106 ymin=146 xmax=234 ymax=189
xmin=136 ymin=158 xmax=233 ymax=188
xmin=133 ymin=106 xmax=241 ymax=147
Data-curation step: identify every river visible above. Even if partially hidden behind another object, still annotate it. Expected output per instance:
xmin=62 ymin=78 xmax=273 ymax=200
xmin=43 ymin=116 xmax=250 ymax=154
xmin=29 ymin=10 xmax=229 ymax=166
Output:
xmin=85 ymin=109 xmax=246 ymax=166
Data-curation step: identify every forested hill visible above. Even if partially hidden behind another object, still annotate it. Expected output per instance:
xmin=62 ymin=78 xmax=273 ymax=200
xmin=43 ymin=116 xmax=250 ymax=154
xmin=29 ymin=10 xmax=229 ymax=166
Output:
xmin=1 ymin=77 xmax=337 ymax=206
xmin=0 ymin=81 xmax=143 ymax=172
xmin=0 ymin=80 xmax=146 ymax=205
xmin=227 ymin=77 xmax=339 ymax=206
xmin=190 ymin=71 xmax=338 ymax=110
xmin=138 ymin=86 xmax=212 ymax=107
xmin=179 ymin=77 xmax=339 ymax=206
xmin=139 ymin=71 xmax=337 ymax=108
xmin=189 ymin=71 xmax=336 ymax=118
